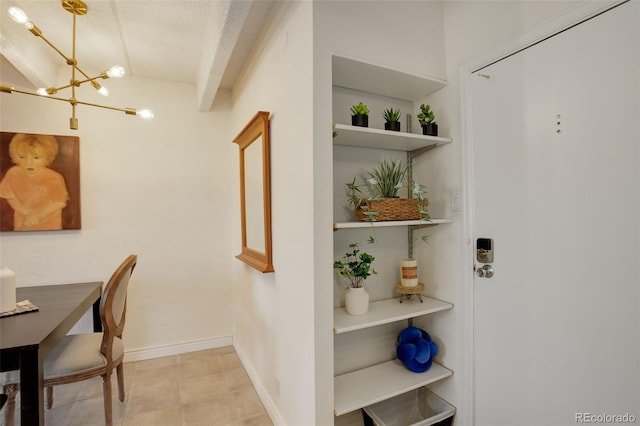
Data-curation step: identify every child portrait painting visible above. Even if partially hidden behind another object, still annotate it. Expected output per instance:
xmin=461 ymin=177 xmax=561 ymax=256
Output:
xmin=0 ymin=132 xmax=81 ymax=231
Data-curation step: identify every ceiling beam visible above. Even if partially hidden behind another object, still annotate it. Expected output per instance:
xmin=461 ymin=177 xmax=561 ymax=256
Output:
xmin=0 ymin=30 xmax=57 ymax=89
xmin=195 ymin=0 xmax=252 ymax=112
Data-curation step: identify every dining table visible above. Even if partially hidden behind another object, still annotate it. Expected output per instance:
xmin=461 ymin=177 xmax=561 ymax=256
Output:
xmin=0 ymin=281 xmax=102 ymax=426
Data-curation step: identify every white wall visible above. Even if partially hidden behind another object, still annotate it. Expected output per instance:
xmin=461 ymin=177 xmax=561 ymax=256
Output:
xmin=0 ymin=72 xmax=236 ymax=359
xmin=229 ymin=2 xmax=316 ymax=425
xmin=316 ymin=0 xmax=446 ymax=81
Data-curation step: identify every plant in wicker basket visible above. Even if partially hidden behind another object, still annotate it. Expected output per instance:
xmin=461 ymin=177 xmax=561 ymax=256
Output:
xmin=345 ymin=159 xmax=431 ymax=243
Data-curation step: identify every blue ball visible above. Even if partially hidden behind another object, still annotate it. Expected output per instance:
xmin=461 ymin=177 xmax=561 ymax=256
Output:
xmin=397 ymin=326 xmax=422 ymax=343
xmin=397 ymin=343 xmax=417 ymax=361
xmin=396 ymin=326 xmax=439 ymax=373
xmin=414 ymin=339 xmax=431 ymax=364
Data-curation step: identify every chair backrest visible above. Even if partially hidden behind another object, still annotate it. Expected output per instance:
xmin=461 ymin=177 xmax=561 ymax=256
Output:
xmin=99 ymin=255 xmax=137 ymax=359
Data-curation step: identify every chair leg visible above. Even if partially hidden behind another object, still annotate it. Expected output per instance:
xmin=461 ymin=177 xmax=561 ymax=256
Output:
xmin=46 ymin=385 xmax=54 ymax=409
xmin=116 ymin=363 xmax=125 ymax=402
xmin=3 ymin=383 xmax=18 ymax=426
xmin=102 ymin=373 xmax=113 ymax=426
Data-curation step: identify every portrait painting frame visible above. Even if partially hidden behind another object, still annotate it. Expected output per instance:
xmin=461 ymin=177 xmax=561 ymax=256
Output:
xmin=0 ymin=131 xmax=81 ymax=232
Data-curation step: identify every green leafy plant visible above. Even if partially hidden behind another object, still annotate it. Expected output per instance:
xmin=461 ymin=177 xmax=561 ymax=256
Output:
xmin=417 ymin=104 xmax=436 ymax=126
xmin=333 ymin=243 xmax=377 ymax=288
xmin=365 ymin=158 xmax=407 ymax=198
xmin=382 ymin=107 xmax=401 ymax=123
xmin=345 ymin=159 xmax=409 ymax=210
xmin=350 ymin=102 xmax=370 ymax=116
xmin=344 ymin=159 xmax=431 ymax=244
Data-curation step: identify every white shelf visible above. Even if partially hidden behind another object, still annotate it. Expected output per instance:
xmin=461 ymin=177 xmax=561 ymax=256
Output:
xmin=334 ymin=218 xmax=451 ymax=230
xmin=334 ymin=297 xmax=453 ymax=334
xmin=334 ymin=360 xmax=453 ymax=416
xmin=333 ymin=124 xmax=452 ymax=152
xmin=332 ymin=55 xmax=447 ymax=102
xmin=331 ymin=54 xmax=454 ymax=417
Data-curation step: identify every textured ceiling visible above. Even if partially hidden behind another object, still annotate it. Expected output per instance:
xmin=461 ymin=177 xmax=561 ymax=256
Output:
xmin=0 ymin=0 xmax=274 ymax=111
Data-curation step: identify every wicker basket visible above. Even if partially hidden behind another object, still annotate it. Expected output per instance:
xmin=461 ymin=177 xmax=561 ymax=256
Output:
xmin=354 ymin=198 xmax=429 ymax=222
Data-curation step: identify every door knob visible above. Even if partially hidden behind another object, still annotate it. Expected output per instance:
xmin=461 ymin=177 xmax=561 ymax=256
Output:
xmin=475 ymin=264 xmax=494 ymax=278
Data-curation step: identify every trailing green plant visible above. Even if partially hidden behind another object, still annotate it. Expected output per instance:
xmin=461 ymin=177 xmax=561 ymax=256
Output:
xmin=345 ymin=176 xmax=379 ymax=244
xmin=350 ymin=102 xmax=370 ymax=116
xmin=382 ymin=107 xmax=401 ymax=123
xmin=333 ymin=243 xmax=377 ymax=288
xmin=411 ymin=181 xmax=431 ymax=244
xmin=417 ymin=104 xmax=436 ymax=126
xmin=346 ymin=177 xmax=365 ymax=209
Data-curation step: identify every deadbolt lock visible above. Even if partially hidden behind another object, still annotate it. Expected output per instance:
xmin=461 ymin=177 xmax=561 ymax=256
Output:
xmin=476 ymin=238 xmax=494 ymax=263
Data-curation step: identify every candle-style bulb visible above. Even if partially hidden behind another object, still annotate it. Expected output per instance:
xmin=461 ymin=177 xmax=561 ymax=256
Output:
xmin=8 ymin=7 xmax=28 ymax=24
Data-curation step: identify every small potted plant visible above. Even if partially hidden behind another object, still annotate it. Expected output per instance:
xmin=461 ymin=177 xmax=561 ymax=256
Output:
xmin=382 ymin=107 xmax=401 ymax=132
xmin=350 ymin=102 xmax=370 ymax=127
xmin=417 ymin=104 xmax=438 ymax=136
xmin=334 ymin=243 xmax=377 ymax=315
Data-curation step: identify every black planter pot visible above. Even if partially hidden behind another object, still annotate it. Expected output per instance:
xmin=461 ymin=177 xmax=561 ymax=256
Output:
xmin=384 ymin=121 xmax=401 ymax=132
xmin=421 ymin=123 xmax=438 ymax=136
xmin=352 ymin=114 xmax=369 ymax=127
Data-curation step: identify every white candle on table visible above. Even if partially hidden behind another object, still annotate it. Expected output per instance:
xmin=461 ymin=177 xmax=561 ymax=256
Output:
xmin=0 ymin=266 xmax=16 ymax=313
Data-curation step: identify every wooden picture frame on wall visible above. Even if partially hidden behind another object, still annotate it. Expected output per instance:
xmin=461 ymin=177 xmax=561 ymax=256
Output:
xmin=233 ymin=111 xmax=274 ymax=273
xmin=0 ymin=132 xmax=81 ymax=232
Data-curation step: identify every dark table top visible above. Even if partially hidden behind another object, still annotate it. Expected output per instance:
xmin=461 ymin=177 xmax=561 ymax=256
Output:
xmin=0 ymin=282 xmax=102 ymax=358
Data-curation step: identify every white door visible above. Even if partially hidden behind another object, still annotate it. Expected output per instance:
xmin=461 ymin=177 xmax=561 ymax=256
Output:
xmin=471 ymin=2 xmax=639 ymax=425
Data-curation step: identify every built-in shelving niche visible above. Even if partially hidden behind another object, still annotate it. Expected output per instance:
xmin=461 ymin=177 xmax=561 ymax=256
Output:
xmin=331 ymin=54 xmax=454 ymax=422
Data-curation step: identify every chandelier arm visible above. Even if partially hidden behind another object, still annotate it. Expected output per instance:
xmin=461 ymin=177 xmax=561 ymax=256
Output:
xmin=73 ymin=65 xmax=107 ymax=82
xmin=9 ymin=87 xmax=73 ymax=103
xmin=73 ymin=65 xmax=91 ymax=81
xmin=48 ymin=73 xmax=104 ymax=93
xmin=33 ymin=32 xmax=75 ymax=65
xmin=8 ymin=87 xmax=135 ymax=114
xmin=48 ymin=83 xmax=73 ymax=93
xmin=74 ymin=73 xmax=108 ymax=86
xmin=73 ymin=99 xmax=133 ymax=114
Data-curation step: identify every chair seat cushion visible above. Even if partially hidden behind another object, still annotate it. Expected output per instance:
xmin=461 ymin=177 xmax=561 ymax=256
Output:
xmin=44 ymin=333 xmax=124 ymax=380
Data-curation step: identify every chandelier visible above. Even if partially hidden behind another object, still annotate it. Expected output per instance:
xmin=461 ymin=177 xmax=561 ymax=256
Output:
xmin=0 ymin=0 xmax=153 ymax=130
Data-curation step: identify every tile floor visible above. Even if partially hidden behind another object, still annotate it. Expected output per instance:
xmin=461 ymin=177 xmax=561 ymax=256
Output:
xmin=5 ymin=346 xmax=273 ymax=426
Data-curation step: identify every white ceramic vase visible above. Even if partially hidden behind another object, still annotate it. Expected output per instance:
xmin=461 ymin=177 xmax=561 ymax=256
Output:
xmin=345 ymin=286 xmax=369 ymax=315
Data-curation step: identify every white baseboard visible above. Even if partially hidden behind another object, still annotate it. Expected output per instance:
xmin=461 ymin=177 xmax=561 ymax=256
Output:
xmin=233 ymin=339 xmax=286 ymax=426
xmin=123 ymin=336 xmax=233 ymax=363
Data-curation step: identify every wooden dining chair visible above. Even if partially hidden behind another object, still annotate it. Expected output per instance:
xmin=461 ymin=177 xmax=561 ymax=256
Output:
xmin=2 ymin=254 xmax=137 ymax=426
